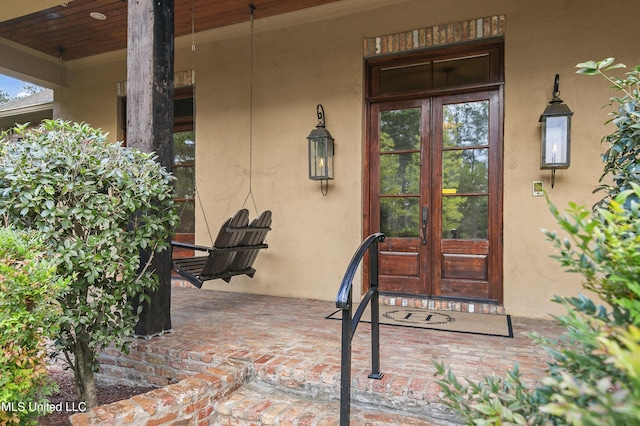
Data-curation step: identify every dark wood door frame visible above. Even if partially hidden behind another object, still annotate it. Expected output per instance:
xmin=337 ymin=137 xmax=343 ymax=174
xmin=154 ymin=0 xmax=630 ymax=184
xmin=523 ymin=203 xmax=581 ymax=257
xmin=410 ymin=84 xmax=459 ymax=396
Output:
xmin=362 ymin=41 xmax=504 ymax=303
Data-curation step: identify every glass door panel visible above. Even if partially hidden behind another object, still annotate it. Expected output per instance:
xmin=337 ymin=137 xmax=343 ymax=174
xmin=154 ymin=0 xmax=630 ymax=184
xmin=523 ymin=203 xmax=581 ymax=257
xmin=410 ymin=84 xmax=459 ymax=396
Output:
xmin=374 ymin=102 xmax=429 ymax=294
xmin=440 ymin=100 xmax=489 ymax=242
xmin=379 ymin=108 xmax=421 ymax=239
xmin=433 ymin=93 xmax=500 ymax=300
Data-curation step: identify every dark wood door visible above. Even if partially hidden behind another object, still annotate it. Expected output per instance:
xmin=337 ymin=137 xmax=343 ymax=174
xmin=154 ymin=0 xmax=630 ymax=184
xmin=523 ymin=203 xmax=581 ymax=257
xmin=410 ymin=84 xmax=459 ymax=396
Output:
xmin=367 ymin=90 xmax=502 ymax=302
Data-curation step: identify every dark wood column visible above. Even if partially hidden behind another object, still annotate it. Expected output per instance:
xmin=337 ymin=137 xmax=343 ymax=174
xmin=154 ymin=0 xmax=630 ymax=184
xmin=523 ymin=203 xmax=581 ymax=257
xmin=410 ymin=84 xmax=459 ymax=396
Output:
xmin=127 ymin=0 xmax=174 ymax=336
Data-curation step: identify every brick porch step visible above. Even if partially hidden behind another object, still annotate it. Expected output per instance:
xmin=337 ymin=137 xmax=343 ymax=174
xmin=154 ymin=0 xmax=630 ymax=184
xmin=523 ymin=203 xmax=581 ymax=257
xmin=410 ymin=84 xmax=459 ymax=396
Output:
xmin=247 ymin=354 xmax=456 ymax=423
xmin=213 ymin=381 xmax=445 ymax=425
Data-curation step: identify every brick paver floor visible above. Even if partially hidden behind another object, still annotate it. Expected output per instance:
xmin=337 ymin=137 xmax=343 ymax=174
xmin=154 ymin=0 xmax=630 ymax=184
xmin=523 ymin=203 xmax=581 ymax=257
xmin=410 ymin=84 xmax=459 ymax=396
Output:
xmin=93 ymin=285 xmax=561 ymax=424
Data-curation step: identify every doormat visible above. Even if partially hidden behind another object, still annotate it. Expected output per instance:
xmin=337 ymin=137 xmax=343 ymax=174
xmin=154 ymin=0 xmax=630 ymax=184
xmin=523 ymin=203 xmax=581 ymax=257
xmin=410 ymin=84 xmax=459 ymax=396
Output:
xmin=326 ymin=305 xmax=513 ymax=338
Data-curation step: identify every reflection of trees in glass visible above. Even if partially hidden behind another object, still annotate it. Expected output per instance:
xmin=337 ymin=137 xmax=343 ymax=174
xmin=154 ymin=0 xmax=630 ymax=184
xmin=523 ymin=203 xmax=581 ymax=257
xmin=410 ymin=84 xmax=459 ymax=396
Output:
xmin=174 ymin=167 xmax=195 ymax=199
xmin=174 ymin=201 xmax=195 ymax=233
xmin=174 ymin=131 xmax=195 ymax=165
xmin=442 ymin=196 xmax=488 ymax=239
xmin=380 ymin=151 xmax=420 ymax=194
xmin=173 ymin=131 xmax=195 ymax=198
xmin=379 ymin=109 xmax=421 ymax=237
xmin=380 ymin=109 xmax=421 ymax=194
xmin=443 ymin=149 xmax=488 ymax=193
xmin=173 ymin=130 xmax=195 ymax=233
xmin=442 ymin=195 xmax=465 ymax=238
xmin=380 ymin=109 xmax=420 ymax=151
xmin=441 ymin=101 xmax=489 ymax=239
xmin=443 ymin=101 xmax=488 ymax=148
xmin=380 ymin=198 xmax=420 ymax=237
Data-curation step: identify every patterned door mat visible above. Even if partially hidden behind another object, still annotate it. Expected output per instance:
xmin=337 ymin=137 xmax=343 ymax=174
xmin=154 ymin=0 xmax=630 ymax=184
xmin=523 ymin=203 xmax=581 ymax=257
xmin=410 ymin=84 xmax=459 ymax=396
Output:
xmin=327 ymin=305 xmax=513 ymax=338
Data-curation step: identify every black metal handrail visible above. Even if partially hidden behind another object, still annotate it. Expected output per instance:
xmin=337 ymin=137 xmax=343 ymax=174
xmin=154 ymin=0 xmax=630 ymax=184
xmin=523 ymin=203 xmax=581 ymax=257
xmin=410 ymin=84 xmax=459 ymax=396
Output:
xmin=335 ymin=232 xmax=385 ymax=426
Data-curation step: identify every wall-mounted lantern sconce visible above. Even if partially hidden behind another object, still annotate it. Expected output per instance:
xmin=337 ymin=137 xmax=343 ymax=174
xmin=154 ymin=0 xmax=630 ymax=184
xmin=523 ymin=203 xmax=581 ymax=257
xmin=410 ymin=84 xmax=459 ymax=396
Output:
xmin=307 ymin=104 xmax=334 ymax=195
xmin=539 ymin=74 xmax=573 ymax=188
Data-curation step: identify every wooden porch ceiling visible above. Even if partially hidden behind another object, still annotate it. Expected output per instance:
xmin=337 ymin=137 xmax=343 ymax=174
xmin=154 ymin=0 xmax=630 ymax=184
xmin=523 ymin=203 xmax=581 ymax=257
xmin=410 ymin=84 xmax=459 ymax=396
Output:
xmin=0 ymin=0 xmax=341 ymax=61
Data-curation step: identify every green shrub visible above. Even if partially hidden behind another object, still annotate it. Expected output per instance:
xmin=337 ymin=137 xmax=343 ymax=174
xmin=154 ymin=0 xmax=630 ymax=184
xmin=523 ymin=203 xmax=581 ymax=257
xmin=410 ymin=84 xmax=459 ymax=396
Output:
xmin=533 ymin=298 xmax=640 ymax=424
xmin=545 ymin=186 xmax=640 ymax=323
xmin=435 ymin=188 xmax=640 ymax=425
xmin=575 ymin=58 xmax=640 ymax=206
xmin=0 ymin=119 xmax=178 ymax=408
xmin=0 ymin=228 xmax=68 ymax=425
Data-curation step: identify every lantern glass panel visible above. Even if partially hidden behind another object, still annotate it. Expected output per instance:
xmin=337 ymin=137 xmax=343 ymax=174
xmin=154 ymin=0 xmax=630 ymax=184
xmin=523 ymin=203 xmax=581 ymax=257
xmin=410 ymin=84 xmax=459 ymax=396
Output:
xmin=541 ymin=115 xmax=570 ymax=169
xmin=308 ymin=137 xmax=334 ymax=180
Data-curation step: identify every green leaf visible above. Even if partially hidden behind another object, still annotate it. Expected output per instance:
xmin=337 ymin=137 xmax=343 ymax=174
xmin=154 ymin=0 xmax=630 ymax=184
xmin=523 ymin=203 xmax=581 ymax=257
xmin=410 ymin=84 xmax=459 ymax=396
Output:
xmin=473 ymin=403 xmax=497 ymax=416
xmin=604 ymin=63 xmax=626 ymax=72
xmin=598 ymin=57 xmax=615 ymax=69
xmin=576 ymin=60 xmax=598 ymax=69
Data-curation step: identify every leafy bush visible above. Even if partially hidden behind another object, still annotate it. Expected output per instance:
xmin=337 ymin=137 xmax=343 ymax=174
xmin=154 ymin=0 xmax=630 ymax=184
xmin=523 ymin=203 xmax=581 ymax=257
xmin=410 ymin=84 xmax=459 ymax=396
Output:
xmin=0 ymin=120 xmax=178 ymax=408
xmin=0 ymin=228 xmax=68 ymax=425
xmin=545 ymin=186 xmax=640 ymax=323
xmin=433 ymin=362 xmax=537 ymax=425
xmin=435 ymin=188 xmax=640 ymax=425
xmin=576 ymin=58 xmax=640 ymax=206
xmin=532 ymin=297 xmax=640 ymax=424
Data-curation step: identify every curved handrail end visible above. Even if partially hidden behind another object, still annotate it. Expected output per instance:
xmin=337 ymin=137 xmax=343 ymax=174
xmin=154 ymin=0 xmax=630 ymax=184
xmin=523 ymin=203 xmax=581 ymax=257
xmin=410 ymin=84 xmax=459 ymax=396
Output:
xmin=336 ymin=232 xmax=385 ymax=309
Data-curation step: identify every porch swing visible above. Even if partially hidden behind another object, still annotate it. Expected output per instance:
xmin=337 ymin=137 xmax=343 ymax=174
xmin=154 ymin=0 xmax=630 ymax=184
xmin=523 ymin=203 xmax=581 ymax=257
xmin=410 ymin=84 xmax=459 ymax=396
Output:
xmin=171 ymin=206 xmax=272 ymax=288
xmin=171 ymin=4 xmax=272 ymax=288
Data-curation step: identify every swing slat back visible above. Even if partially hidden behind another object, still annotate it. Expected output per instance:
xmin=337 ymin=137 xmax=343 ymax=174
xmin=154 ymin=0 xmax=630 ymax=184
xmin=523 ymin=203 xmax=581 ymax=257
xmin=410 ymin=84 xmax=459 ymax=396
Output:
xmin=171 ymin=209 xmax=271 ymax=287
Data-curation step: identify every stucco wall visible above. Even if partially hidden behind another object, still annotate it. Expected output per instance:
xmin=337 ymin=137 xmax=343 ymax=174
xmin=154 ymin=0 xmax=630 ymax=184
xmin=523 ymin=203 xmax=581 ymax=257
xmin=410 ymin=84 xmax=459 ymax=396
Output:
xmin=57 ymin=0 xmax=639 ymax=318
xmin=55 ymin=55 xmax=126 ymax=138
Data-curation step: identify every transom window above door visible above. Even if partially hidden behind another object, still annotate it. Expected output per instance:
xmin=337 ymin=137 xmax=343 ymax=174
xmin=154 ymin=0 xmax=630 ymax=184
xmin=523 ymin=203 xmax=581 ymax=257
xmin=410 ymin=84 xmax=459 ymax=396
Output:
xmin=367 ymin=41 xmax=503 ymax=99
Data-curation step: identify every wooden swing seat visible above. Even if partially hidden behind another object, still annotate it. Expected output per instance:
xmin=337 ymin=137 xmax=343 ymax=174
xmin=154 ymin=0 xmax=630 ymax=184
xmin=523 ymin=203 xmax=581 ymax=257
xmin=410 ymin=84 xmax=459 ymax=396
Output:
xmin=171 ymin=209 xmax=272 ymax=288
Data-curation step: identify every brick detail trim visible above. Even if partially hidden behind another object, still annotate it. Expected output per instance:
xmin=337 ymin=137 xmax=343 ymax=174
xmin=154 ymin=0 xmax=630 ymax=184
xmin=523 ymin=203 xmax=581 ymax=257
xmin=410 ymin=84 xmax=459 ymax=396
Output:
xmin=364 ymin=15 xmax=505 ymax=58
xmin=380 ymin=295 xmax=507 ymax=316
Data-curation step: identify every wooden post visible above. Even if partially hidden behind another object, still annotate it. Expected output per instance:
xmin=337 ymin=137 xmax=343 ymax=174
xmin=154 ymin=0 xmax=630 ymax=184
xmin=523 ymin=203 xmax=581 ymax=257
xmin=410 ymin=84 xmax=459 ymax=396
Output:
xmin=127 ymin=0 xmax=174 ymax=336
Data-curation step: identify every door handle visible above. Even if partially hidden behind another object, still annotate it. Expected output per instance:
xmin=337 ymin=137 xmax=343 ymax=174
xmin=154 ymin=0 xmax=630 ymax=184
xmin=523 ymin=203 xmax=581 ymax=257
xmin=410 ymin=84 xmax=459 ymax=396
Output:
xmin=421 ymin=205 xmax=428 ymax=245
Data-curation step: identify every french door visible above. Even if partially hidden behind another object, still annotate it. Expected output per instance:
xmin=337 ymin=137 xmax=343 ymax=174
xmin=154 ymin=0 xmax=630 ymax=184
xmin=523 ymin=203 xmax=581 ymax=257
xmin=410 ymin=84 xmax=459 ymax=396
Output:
xmin=367 ymin=90 xmax=503 ymax=302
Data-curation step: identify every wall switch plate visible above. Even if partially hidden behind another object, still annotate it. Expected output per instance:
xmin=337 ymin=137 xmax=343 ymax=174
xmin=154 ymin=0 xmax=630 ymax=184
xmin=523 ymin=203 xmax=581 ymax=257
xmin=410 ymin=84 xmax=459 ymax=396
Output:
xmin=533 ymin=181 xmax=544 ymax=197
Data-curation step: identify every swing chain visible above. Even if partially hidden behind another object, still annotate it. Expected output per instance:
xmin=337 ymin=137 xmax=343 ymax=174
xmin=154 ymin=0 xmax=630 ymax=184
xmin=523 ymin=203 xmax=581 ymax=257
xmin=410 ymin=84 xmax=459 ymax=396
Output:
xmin=242 ymin=188 xmax=259 ymax=218
xmin=196 ymin=187 xmax=214 ymax=245
xmin=242 ymin=4 xmax=259 ymax=218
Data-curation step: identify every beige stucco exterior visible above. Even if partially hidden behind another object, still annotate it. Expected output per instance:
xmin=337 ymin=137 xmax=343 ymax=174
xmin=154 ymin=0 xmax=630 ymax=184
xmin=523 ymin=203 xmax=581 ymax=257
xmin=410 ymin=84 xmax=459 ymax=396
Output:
xmin=5 ymin=0 xmax=638 ymax=318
